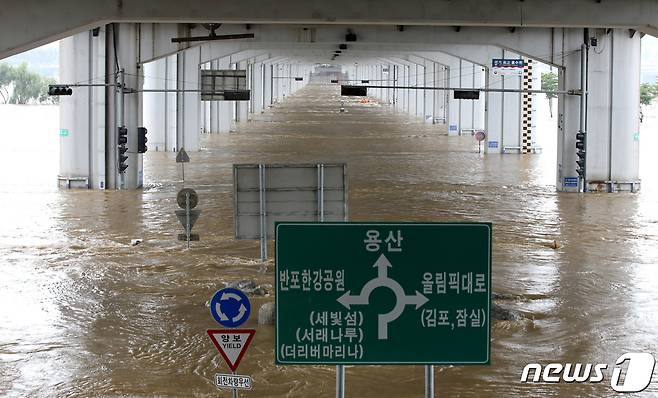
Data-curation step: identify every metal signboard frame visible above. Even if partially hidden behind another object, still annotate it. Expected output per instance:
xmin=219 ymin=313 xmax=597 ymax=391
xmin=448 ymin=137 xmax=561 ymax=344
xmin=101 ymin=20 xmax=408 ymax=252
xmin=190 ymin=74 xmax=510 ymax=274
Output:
xmin=233 ymin=163 xmax=348 ymax=261
xmin=201 ymin=69 xmax=250 ymax=101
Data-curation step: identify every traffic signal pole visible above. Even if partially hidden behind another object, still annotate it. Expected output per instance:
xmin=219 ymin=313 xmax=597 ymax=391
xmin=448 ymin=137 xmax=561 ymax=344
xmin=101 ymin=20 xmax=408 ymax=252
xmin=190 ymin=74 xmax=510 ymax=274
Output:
xmin=578 ymin=43 xmax=589 ymax=193
xmin=116 ymin=68 xmax=126 ymax=189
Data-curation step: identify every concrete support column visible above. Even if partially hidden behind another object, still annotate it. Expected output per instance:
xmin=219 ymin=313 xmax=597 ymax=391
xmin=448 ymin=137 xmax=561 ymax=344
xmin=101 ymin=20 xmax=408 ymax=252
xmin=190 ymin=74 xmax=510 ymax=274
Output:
xmin=214 ymin=57 xmax=231 ymax=133
xmin=209 ymin=60 xmax=219 ymax=133
xmin=558 ymin=29 xmax=641 ymax=192
xmin=264 ymin=62 xmax=273 ymax=108
xmin=176 ymin=46 xmax=201 ymax=151
xmin=387 ymin=63 xmax=393 ymax=105
xmin=485 ymin=49 xmax=522 ymax=153
xmin=459 ymin=60 xmax=475 ymax=134
xmin=102 ymin=23 xmax=143 ymax=189
xmin=143 ymin=57 xmax=167 ymax=151
xmin=473 ymin=65 xmax=486 ymax=131
xmin=445 ymin=58 xmax=462 ymax=136
xmin=165 ymin=55 xmax=177 ymax=148
xmin=433 ymin=63 xmax=448 ymax=124
xmin=252 ymin=60 xmax=265 ymax=114
xmin=415 ymin=63 xmax=424 ymax=118
xmin=201 ymin=62 xmax=211 ymax=132
xmin=59 ymin=28 xmax=106 ymax=189
xmin=394 ymin=64 xmax=403 ymax=112
xmin=237 ymin=60 xmax=249 ymax=122
xmin=424 ymin=60 xmax=434 ymax=123
xmin=377 ymin=65 xmax=384 ymax=102
xmin=485 ymin=66 xmax=503 ymax=153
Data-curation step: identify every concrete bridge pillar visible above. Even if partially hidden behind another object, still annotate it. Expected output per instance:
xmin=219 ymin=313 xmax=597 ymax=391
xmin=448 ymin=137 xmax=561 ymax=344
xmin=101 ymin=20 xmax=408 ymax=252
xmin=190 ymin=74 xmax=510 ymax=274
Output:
xmin=58 ymin=28 xmax=106 ymax=189
xmin=263 ymin=62 xmax=273 ymax=108
xmin=484 ymin=49 xmax=523 ymax=154
xmin=106 ymin=23 xmax=144 ymax=189
xmin=252 ymin=60 xmax=264 ymax=114
xmin=214 ymin=57 xmax=232 ymax=133
xmin=445 ymin=58 xmax=461 ymax=136
xmin=142 ymin=57 xmax=167 ymax=151
xmin=434 ymin=64 xmax=448 ymax=124
xmin=176 ymin=46 xmax=200 ymax=151
xmin=237 ymin=60 xmax=249 ymax=122
xmin=557 ymin=28 xmax=641 ymax=192
xmin=422 ymin=60 xmax=434 ymax=123
xmin=209 ymin=60 xmax=220 ymax=133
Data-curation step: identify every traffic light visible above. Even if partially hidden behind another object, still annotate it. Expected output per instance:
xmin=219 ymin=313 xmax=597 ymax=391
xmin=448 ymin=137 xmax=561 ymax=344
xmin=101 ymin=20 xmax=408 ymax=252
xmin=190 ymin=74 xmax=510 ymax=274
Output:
xmin=576 ymin=132 xmax=586 ymax=177
xmin=118 ymin=126 xmax=128 ymax=173
xmin=48 ymin=85 xmax=73 ymax=96
xmin=137 ymin=127 xmax=148 ymax=154
xmin=118 ymin=126 xmax=128 ymax=145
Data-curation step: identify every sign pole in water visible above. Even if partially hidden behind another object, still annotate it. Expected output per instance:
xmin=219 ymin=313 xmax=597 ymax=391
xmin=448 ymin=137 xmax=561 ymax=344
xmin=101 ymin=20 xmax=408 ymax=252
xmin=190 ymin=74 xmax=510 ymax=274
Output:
xmin=475 ymin=131 xmax=486 ymax=154
xmin=425 ymin=365 xmax=434 ymax=397
xmin=185 ymin=192 xmax=191 ymax=248
xmin=336 ymin=365 xmax=345 ymax=398
xmin=175 ymin=188 xmax=200 ymax=246
xmin=232 ymin=371 xmax=238 ymax=398
xmin=208 ymin=288 xmax=253 ymax=398
xmin=176 ymin=147 xmax=190 ymax=182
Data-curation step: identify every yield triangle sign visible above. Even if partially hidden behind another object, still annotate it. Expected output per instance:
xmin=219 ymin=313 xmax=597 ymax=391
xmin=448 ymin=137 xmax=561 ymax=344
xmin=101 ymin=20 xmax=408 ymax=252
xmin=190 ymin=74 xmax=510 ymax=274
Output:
xmin=175 ymin=209 xmax=201 ymax=230
xmin=207 ymin=329 xmax=256 ymax=372
xmin=176 ymin=147 xmax=190 ymax=163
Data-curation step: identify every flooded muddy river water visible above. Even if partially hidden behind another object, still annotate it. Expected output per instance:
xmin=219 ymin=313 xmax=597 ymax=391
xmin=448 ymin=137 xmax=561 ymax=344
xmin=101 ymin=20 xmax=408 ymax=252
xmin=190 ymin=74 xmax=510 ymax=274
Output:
xmin=1 ymin=85 xmax=658 ymax=397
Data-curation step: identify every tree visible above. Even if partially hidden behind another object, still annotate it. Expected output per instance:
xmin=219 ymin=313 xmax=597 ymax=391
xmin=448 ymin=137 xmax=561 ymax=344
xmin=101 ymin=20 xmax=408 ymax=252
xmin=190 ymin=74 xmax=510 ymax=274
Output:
xmin=541 ymin=72 xmax=558 ymax=118
xmin=640 ymin=81 xmax=658 ymax=106
xmin=39 ymin=77 xmax=59 ymax=104
xmin=0 ymin=63 xmax=13 ymax=103
xmin=0 ymin=62 xmax=57 ymax=104
xmin=9 ymin=63 xmax=42 ymax=104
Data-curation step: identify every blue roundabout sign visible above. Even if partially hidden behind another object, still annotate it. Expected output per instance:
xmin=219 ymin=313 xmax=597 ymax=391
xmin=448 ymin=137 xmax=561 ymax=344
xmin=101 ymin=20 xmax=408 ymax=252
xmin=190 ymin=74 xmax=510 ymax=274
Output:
xmin=210 ymin=288 xmax=251 ymax=328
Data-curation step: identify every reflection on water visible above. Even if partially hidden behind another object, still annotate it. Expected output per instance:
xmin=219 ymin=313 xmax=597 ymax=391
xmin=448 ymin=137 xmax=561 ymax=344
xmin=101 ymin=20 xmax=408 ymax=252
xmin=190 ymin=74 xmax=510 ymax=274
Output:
xmin=0 ymin=87 xmax=658 ymax=397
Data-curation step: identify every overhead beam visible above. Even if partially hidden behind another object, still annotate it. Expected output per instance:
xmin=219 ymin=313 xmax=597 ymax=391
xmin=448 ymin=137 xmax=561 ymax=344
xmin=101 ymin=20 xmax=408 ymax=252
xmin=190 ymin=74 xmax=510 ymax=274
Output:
xmin=1 ymin=0 xmax=657 ymax=59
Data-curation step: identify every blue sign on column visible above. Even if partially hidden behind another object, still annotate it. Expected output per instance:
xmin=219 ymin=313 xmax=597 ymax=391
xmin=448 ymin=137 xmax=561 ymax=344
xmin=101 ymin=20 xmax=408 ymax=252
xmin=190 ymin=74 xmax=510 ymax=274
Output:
xmin=564 ymin=177 xmax=579 ymax=187
xmin=210 ymin=288 xmax=251 ymax=328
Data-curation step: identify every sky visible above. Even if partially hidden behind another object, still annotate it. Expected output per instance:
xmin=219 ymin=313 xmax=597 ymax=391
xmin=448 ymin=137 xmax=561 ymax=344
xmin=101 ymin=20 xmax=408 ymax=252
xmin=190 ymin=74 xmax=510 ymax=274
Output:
xmin=642 ymin=35 xmax=658 ymax=83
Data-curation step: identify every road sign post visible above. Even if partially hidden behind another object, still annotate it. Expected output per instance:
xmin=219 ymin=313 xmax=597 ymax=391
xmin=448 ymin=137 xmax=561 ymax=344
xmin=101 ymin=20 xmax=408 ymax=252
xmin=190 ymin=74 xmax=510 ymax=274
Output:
xmin=175 ymin=188 xmax=200 ymax=247
xmin=276 ymin=222 xmax=491 ymax=395
xmin=425 ymin=365 xmax=434 ymax=398
xmin=207 ymin=328 xmax=256 ymax=398
xmin=176 ymin=147 xmax=190 ymax=181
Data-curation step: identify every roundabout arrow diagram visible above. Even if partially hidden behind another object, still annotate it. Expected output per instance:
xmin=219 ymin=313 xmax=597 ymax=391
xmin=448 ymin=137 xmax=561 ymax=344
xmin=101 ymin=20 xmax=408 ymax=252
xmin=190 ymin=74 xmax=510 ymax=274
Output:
xmin=215 ymin=303 xmax=230 ymax=321
xmin=210 ymin=287 xmax=252 ymax=327
xmin=336 ymin=253 xmax=429 ymax=339
xmin=232 ymin=303 xmax=248 ymax=323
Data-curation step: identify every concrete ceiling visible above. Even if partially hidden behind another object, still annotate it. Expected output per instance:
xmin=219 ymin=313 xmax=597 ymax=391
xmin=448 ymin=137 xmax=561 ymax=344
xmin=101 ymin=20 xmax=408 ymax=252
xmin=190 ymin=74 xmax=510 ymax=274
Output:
xmin=1 ymin=0 xmax=657 ymax=59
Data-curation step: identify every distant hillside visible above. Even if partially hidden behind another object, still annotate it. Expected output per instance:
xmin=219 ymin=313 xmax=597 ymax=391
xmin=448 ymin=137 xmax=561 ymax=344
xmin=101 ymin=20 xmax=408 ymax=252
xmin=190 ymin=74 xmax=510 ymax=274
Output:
xmin=3 ymin=45 xmax=58 ymax=79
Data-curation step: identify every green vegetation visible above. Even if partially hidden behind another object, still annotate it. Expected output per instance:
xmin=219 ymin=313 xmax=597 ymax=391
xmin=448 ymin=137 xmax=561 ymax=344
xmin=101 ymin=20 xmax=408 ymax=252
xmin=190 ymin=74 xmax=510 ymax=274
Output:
xmin=541 ymin=72 xmax=558 ymax=118
xmin=0 ymin=62 xmax=57 ymax=104
xmin=640 ymin=80 xmax=658 ymax=106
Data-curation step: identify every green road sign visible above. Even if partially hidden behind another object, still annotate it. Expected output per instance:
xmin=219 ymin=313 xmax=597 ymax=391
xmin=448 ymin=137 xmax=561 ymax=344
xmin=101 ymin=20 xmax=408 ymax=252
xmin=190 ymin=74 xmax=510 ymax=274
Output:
xmin=275 ymin=222 xmax=491 ymax=365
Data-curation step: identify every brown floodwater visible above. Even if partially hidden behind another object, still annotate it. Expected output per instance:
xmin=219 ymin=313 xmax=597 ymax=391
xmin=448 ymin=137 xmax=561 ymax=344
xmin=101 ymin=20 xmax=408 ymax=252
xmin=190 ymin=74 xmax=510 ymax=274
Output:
xmin=1 ymin=85 xmax=658 ymax=397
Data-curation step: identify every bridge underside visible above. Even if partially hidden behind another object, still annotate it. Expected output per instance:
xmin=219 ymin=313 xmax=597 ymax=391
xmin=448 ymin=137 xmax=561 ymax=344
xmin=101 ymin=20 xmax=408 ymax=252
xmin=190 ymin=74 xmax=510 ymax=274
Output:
xmin=55 ymin=22 xmax=641 ymax=193
xmin=1 ymin=0 xmax=657 ymax=59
